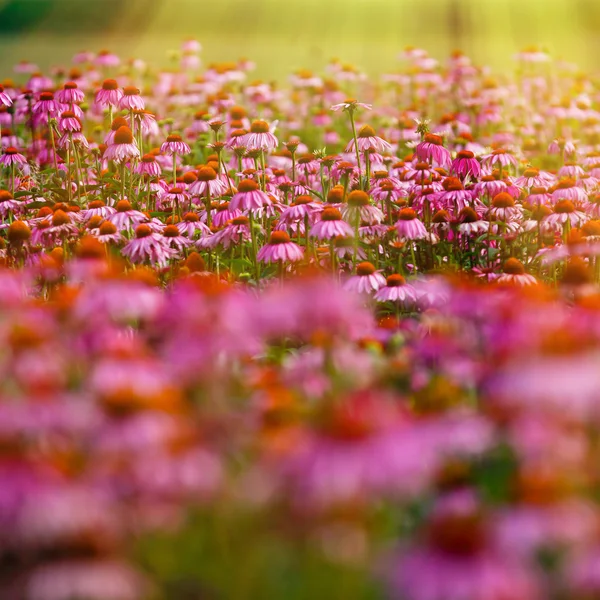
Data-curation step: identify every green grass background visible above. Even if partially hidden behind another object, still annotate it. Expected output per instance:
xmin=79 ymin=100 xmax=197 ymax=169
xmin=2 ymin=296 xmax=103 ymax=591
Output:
xmin=0 ymin=0 xmax=599 ymax=80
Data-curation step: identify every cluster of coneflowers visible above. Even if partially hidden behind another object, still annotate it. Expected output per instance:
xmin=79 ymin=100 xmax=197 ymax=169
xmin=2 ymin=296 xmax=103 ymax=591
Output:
xmin=2 ymin=42 xmax=600 ymax=599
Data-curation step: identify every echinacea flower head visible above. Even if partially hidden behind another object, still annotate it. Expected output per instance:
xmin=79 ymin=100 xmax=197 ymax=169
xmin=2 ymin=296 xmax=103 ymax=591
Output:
xmin=310 ymin=207 xmax=354 ymax=240
xmin=56 ymin=81 xmax=85 ymax=104
xmin=33 ymin=91 xmax=60 ymax=116
xmin=160 ymin=133 xmax=191 ymax=156
xmin=346 ymin=125 xmax=393 ymax=154
xmin=230 ymin=178 xmax=272 ymax=213
xmin=498 ymin=258 xmax=537 ymax=286
xmin=243 ymin=120 xmax=278 ymax=151
xmin=375 ymin=274 xmax=418 ymax=305
xmin=395 ymin=208 xmax=428 ymax=240
xmin=451 ymin=149 xmax=481 ymax=179
xmin=343 ymin=261 xmax=386 ymax=294
xmin=0 ymin=147 xmax=27 ymax=167
xmin=416 ymin=133 xmax=451 ymax=168
xmin=95 ymin=78 xmax=123 ymax=108
xmin=0 ymin=84 xmax=13 ymax=107
xmin=257 ymin=231 xmax=303 ymax=263
xmin=118 ymin=86 xmax=145 ymax=111
xmin=103 ymin=127 xmax=140 ymax=163
xmin=330 ymin=98 xmax=372 ymax=112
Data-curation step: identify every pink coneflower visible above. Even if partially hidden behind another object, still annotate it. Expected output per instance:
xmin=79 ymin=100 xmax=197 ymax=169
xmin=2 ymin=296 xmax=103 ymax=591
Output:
xmin=211 ymin=202 xmax=241 ymax=227
xmin=458 ymin=206 xmax=489 ymax=235
xmin=163 ymin=187 xmax=190 ymax=211
xmin=118 ymin=86 xmax=145 ymax=111
xmin=257 ymin=231 xmax=303 ymax=263
xmin=0 ymin=147 xmax=27 ymax=167
xmin=57 ymin=131 xmax=89 ymax=150
xmin=0 ymin=190 xmax=23 ymax=216
xmin=416 ymin=134 xmax=451 ymax=168
xmin=310 ymin=207 xmax=354 ymax=240
xmin=451 ymin=149 xmax=481 ymax=179
xmin=188 ymin=166 xmax=228 ymax=197
xmin=230 ymin=178 xmax=272 ymax=213
xmin=122 ymin=223 xmax=176 ymax=267
xmin=0 ymin=84 xmax=13 ymax=107
xmin=438 ymin=177 xmax=475 ymax=213
xmin=551 ymin=178 xmax=588 ymax=204
xmin=473 ymin=175 xmax=507 ymax=199
xmin=56 ymin=81 xmax=85 ymax=105
xmin=135 ymin=154 xmax=162 ymax=178
xmin=543 ymin=199 xmax=587 ymax=228
xmin=515 ymin=166 xmax=550 ymax=190
xmin=243 ymin=120 xmax=278 ymax=151
xmin=548 ymin=138 xmax=577 ymax=157
xmin=95 ymin=79 xmax=123 ymax=108
xmin=80 ymin=199 xmax=116 ymax=220
xmin=395 ymin=208 xmax=428 ymax=240
xmin=343 ymin=261 xmax=386 ymax=294
xmin=497 ymin=258 xmax=537 ymax=286
xmin=103 ymin=127 xmax=140 ymax=163
xmin=346 ymin=125 xmax=392 ymax=154
xmin=58 ymin=110 xmax=82 ymax=133
xmin=93 ymin=220 xmax=123 ymax=244
xmin=277 ymin=195 xmax=322 ymax=228
xmin=204 ymin=215 xmax=251 ymax=250
xmin=342 ymin=190 xmax=384 ymax=225
xmin=32 ymin=91 xmax=61 ymax=116
xmin=404 ymin=161 xmax=437 ymax=182
xmin=133 ymin=109 xmax=159 ymax=137
xmin=330 ymin=98 xmax=372 ymax=112
xmin=95 ymin=49 xmax=120 ymax=67
xmin=160 ymin=133 xmax=191 ymax=156
xmin=104 ymin=116 xmax=129 ymax=145
xmin=481 ymin=148 xmax=518 ymax=172
xmin=176 ymin=212 xmax=211 ymax=237
xmin=374 ymin=274 xmax=418 ymax=305
xmin=488 ymin=192 xmax=522 ymax=222
xmin=162 ymin=224 xmax=192 ymax=251
xmin=106 ymin=199 xmax=147 ymax=230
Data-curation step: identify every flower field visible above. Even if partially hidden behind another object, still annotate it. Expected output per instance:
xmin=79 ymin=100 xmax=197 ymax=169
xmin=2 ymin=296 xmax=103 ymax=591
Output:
xmin=1 ymin=42 xmax=600 ymax=599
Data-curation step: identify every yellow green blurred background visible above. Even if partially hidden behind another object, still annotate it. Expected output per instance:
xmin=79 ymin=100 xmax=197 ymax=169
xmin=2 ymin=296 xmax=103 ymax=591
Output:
xmin=0 ymin=0 xmax=599 ymax=79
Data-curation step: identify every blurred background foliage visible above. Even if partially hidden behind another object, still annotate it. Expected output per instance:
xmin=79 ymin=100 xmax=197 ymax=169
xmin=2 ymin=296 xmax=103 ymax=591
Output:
xmin=1 ymin=0 xmax=600 ymax=79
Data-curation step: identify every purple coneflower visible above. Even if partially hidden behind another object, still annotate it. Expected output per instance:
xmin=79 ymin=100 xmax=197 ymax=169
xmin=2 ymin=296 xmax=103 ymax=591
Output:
xmin=94 ymin=220 xmax=123 ymax=244
xmin=188 ymin=166 xmax=228 ymax=197
xmin=257 ymin=231 xmax=303 ymax=263
xmin=451 ymin=149 xmax=481 ymax=179
xmin=95 ymin=79 xmax=123 ymax=108
xmin=416 ymin=134 xmax=451 ymax=168
xmin=310 ymin=207 xmax=354 ymax=240
xmin=106 ymin=199 xmax=147 ymax=230
xmin=330 ymin=99 xmax=372 ymax=112
xmin=374 ymin=274 xmax=417 ymax=305
xmin=346 ymin=125 xmax=392 ymax=154
xmin=103 ymin=127 xmax=139 ymax=163
xmin=243 ymin=120 xmax=278 ymax=151
xmin=497 ymin=258 xmax=537 ymax=286
xmin=0 ymin=84 xmax=13 ymax=107
xmin=56 ymin=81 xmax=85 ymax=105
xmin=162 ymin=224 xmax=192 ymax=251
xmin=135 ymin=154 xmax=162 ymax=178
xmin=118 ymin=86 xmax=145 ymax=111
xmin=343 ymin=261 xmax=386 ymax=294
xmin=230 ymin=178 xmax=271 ymax=213
xmin=122 ymin=223 xmax=176 ymax=267
xmin=395 ymin=208 xmax=428 ymax=240
xmin=160 ymin=133 xmax=192 ymax=156
xmin=0 ymin=146 xmax=27 ymax=167
xmin=342 ymin=190 xmax=384 ymax=225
